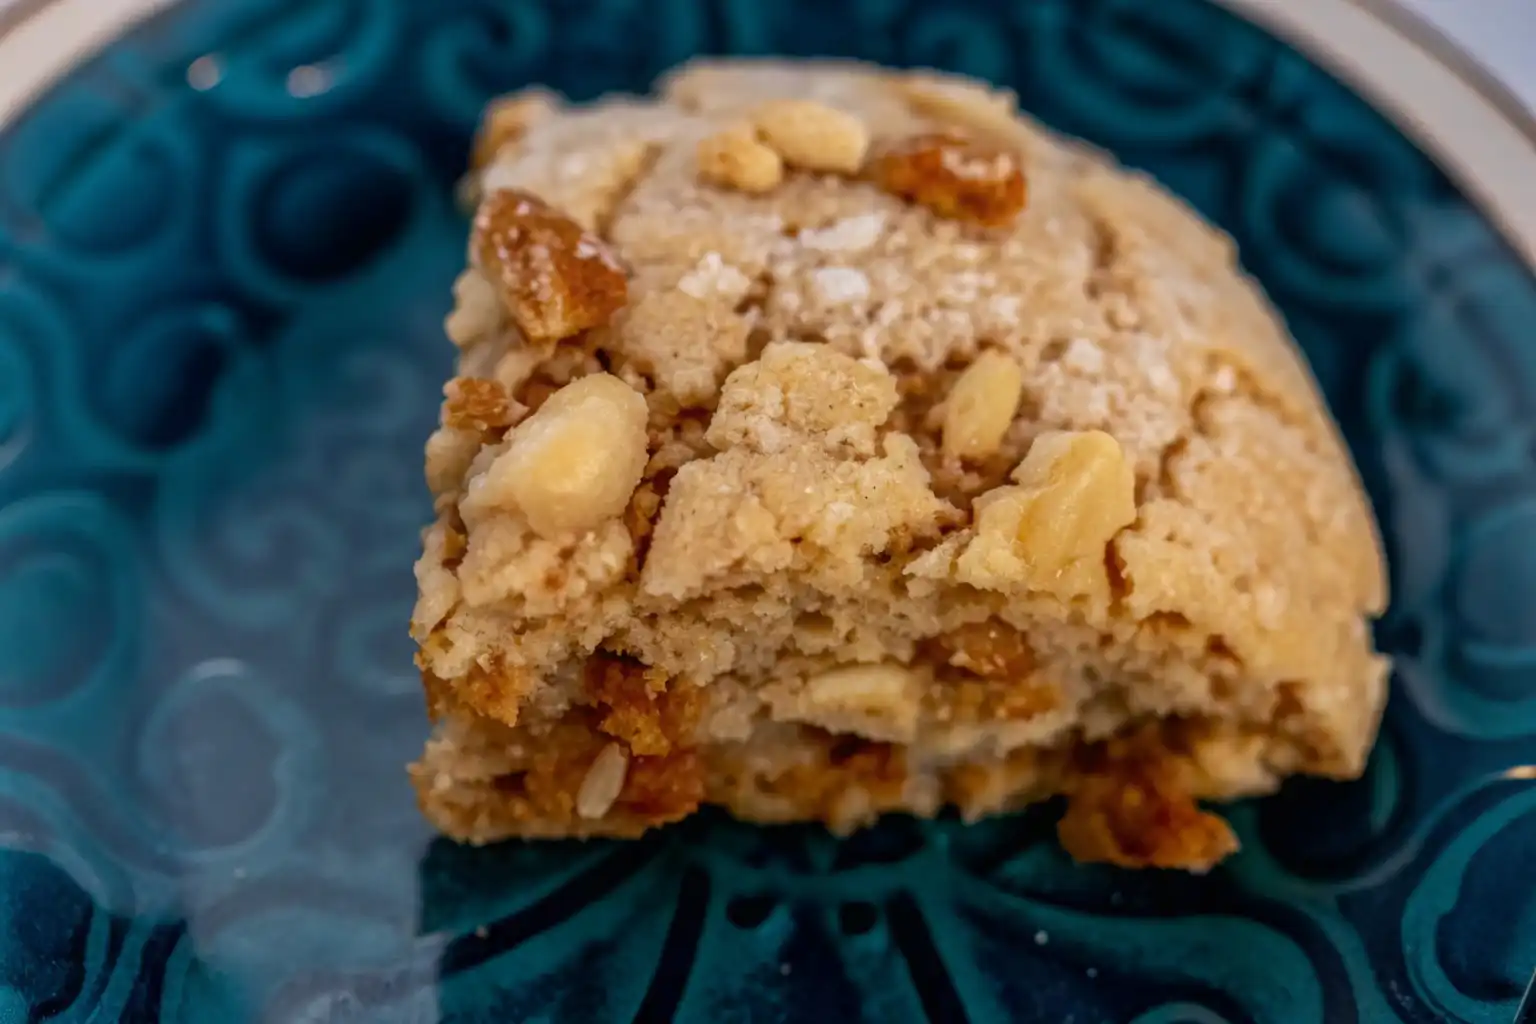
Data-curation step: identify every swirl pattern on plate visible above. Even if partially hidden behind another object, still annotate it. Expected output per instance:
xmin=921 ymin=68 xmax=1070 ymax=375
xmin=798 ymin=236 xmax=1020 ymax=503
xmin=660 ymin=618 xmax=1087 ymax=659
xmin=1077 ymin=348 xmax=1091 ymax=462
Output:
xmin=0 ymin=0 xmax=1533 ymax=1021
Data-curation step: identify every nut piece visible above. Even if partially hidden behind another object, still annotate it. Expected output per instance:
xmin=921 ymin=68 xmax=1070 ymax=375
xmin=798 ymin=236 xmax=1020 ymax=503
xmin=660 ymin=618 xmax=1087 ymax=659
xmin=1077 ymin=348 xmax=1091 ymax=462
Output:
xmin=942 ymin=350 xmax=1023 ymax=461
xmin=1007 ymin=430 xmax=1135 ymax=579
xmin=442 ymin=377 xmax=518 ymax=432
xmin=577 ymin=743 xmax=630 ymax=820
xmin=471 ymin=189 xmax=629 ymax=344
xmin=470 ymin=90 xmax=560 ymax=171
xmin=804 ymin=662 xmax=921 ymax=742
xmin=471 ymin=373 xmax=651 ymax=537
xmin=869 ymin=133 xmax=1027 ymax=228
xmin=697 ymin=124 xmax=785 ymax=194
xmin=751 ymin=99 xmax=870 ymax=174
xmin=961 ymin=430 xmax=1135 ymax=595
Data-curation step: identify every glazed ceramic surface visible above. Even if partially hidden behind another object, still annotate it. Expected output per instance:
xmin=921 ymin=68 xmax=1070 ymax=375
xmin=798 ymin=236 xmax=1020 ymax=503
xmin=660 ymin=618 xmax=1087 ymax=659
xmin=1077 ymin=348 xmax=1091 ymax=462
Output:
xmin=0 ymin=1 xmax=1534 ymax=1021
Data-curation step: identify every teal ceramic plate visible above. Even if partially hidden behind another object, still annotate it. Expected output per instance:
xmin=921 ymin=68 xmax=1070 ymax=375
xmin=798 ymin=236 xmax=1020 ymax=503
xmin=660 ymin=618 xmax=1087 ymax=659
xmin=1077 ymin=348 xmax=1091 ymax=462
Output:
xmin=1 ymin=1 xmax=1534 ymax=1021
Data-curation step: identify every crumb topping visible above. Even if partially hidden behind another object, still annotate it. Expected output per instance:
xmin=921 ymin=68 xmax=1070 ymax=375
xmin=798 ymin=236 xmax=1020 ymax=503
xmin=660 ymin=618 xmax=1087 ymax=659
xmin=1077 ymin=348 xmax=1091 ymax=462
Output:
xmin=412 ymin=59 xmax=1390 ymax=867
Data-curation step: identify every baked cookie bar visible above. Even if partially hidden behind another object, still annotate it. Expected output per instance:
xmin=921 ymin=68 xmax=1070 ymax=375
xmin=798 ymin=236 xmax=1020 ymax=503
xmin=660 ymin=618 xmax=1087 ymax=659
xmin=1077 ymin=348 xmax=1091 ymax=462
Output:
xmin=409 ymin=60 xmax=1389 ymax=871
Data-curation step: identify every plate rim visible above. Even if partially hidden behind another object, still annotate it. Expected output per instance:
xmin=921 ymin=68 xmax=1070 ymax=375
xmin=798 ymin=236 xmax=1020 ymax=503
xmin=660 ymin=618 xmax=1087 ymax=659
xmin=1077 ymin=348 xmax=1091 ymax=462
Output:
xmin=0 ymin=0 xmax=1533 ymax=269
xmin=1225 ymin=0 xmax=1536 ymax=268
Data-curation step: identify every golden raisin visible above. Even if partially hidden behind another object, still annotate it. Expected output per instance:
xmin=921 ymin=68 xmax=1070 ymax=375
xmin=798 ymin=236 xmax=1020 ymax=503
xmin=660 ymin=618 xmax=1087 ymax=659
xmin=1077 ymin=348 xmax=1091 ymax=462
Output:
xmin=472 ymin=189 xmax=629 ymax=344
xmin=869 ymin=133 xmax=1027 ymax=228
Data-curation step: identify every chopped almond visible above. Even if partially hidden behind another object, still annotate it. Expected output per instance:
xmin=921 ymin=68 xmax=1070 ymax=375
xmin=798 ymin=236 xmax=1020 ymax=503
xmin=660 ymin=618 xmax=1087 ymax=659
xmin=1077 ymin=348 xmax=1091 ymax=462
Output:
xmin=751 ymin=99 xmax=869 ymax=174
xmin=697 ymin=124 xmax=785 ymax=194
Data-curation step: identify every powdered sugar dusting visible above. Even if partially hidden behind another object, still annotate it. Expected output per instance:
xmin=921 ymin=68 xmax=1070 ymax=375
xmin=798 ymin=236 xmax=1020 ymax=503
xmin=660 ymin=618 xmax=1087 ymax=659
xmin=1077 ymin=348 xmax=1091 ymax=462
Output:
xmin=800 ymin=213 xmax=887 ymax=254
xmin=814 ymin=267 xmax=870 ymax=306
xmin=559 ymin=153 xmax=592 ymax=178
xmin=988 ymin=295 xmax=1022 ymax=325
xmin=1132 ymin=335 xmax=1178 ymax=398
xmin=1062 ymin=338 xmax=1105 ymax=374
xmin=679 ymin=251 xmax=753 ymax=302
xmin=940 ymin=271 xmax=995 ymax=305
xmin=940 ymin=145 xmax=1017 ymax=181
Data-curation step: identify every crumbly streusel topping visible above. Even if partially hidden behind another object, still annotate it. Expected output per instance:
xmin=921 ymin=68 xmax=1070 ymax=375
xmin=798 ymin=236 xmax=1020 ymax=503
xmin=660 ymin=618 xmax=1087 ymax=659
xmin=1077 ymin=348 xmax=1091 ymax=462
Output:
xmin=410 ymin=60 xmax=1389 ymax=858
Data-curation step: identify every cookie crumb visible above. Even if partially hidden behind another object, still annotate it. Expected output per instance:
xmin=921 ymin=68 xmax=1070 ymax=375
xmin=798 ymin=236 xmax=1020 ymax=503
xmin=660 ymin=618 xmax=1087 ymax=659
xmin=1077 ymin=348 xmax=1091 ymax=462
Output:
xmin=799 ymin=213 xmax=886 ymax=254
xmin=813 ymin=266 xmax=870 ymax=306
xmin=443 ymin=377 xmax=517 ymax=432
xmin=678 ymin=252 xmax=753 ymax=304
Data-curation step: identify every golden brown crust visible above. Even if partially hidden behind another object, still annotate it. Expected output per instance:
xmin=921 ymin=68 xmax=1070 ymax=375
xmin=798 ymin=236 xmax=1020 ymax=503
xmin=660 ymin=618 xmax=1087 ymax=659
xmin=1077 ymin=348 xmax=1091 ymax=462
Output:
xmin=411 ymin=59 xmax=1390 ymax=870
xmin=1056 ymin=726 xmax=1241 ymax=872
xmin=583 ymin=653 xmax=704 ymax=757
